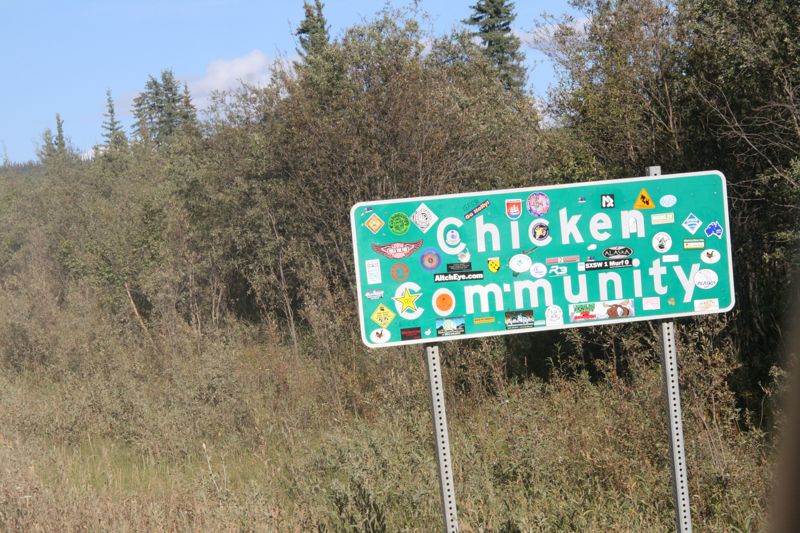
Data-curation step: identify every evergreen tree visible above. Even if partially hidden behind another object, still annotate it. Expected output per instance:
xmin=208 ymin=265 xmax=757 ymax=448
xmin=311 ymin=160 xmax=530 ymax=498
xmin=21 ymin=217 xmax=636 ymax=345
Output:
xmin=464 ymin=0 xmax=526 ymax=92
xmin=132 ymin=70 xmax=195 ymax=146
xmin=296 ymin=0 xmax=329 ymax=58
xmin=102 ymin=90 xmax=128 ymax=150
xmin=55 ymin=113 xmax=67 ymax=154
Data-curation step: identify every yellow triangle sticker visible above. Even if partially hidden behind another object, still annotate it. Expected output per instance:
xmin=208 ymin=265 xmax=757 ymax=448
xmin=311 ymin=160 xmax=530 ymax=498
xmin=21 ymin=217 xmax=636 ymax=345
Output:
xmin=633 ymin=187 xmax=655 ymax=209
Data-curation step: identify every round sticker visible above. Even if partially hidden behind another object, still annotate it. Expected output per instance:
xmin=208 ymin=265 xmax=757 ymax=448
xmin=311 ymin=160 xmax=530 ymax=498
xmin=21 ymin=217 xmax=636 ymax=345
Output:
xmin=694 ymin=269 xmax=719 ymax=290
xmin=530 ymin=222 xmax=550 ymax=242
xmin=545 ymin=305 xmax=563 ymax=324
xmin=420 ymin=249 xmax=441 ymax=271
xmin=526 ymin=192 xmax=551 ymax=216
xmin=445 ymin=229 xmax=461 ymax=246
xmin=652 ymin=232 xmax=672 ymax=253
xmin=390 ymin=262 xmax=409 ymax=282
xmin=700 ymin=249 xmax=721 ymax=264
xmin=388 ymin=212 xmax=410 ymax=235
xmin=369 ymin=328 xmax=391 ymax=344
xmin=509 ymin=254 xmax=533 ymax=274
xmin=530 ymin=262 xmax=547 ymax=278
xmin=458 ymin=249 xmax=471 ymax=262
xmin=659 ymin=194 xmax=677 ymax=208
xmin=432 ymin=288 xmax=456 ymax=316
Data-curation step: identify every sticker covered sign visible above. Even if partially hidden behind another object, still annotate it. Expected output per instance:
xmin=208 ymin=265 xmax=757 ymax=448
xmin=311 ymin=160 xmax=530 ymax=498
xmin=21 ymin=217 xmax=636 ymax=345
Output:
xmin=351 ymin=171 xmax=735 ymax=348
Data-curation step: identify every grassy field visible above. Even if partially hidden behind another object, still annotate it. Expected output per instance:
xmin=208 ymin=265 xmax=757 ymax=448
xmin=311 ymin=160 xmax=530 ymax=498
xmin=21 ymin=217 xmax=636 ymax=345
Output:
xmin=0 ymin=318 xmax=771 ymax=532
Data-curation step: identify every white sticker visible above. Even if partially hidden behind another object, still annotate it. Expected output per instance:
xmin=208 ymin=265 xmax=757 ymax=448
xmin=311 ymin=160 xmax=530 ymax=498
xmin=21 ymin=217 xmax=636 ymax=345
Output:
xmin=662 ymin=254 xmax=679 ymax=263
xmin=659 ymin=194 xmax=677 ymax=208
xmin=694 ymin=269 xmax=719 ymax=290
xmin=652 ymin=232 xmax=672 ymax=253
xmin=509 ymin=254 xmax=533 ymax=273
xmin=410 ymin=203 xmax=439 ymax=234
xmin=370 ymin=328 xmax=391 ymax=344
xmin=651 ymin=212 xmax=675 ymax=225
xmin=545 ymin=305 xmax=564 ymax=326
xmin=700 ymin=249 xmax=721 ymax=264
xmin=587 ymin=243 xmax=598 ymax=251
xmin=458 ymin=249 xmax=471 ymax=262
xmin=365 ymin=289 xmax=384 ymax=300
xmin=694 ymin=298 xmax=719 ymax=312
xmin=642 ymin=297 xmax=661 ymax=310
xmin=682 ymin=213 xmax=702 ymax=235
xmin=365 ymin=259 xmax=382 ymax=285
xmin=445 ymin=229 xmax=461 ymax=246
xmin=530 ymin=262 xmax=547 ymax=278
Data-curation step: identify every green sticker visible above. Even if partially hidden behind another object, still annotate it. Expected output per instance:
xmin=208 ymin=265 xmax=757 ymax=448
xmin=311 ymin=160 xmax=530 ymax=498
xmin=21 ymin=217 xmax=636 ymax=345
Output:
xmin=388 ymin=212 xmax=411 ymax=235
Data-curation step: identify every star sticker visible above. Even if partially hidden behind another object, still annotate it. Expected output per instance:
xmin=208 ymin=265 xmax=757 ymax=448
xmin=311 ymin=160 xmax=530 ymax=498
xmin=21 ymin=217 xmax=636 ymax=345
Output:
xmin=393 ymin=287 xmax=421 ymax=313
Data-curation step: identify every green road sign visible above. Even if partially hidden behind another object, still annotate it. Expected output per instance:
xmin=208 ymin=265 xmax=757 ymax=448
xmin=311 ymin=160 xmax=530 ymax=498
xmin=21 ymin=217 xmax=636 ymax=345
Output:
xmin=350 ymin=171 xmax=735 ymax=348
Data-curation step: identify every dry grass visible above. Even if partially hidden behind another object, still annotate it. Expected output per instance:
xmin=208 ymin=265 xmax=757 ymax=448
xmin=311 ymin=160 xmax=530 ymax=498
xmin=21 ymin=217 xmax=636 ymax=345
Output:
xmin=0 ymin=318 xmax=771 ymax=531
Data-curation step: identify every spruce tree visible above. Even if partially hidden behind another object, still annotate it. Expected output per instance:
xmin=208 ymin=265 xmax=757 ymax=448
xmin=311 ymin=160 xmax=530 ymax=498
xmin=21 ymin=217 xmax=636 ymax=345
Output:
xmin=55 ymin=113 xmax=67 ymax=154
xmin=102 ymin=90 xmax=127 ymax=150
xmin=132 ymin=70 xmax=194 ymax=145
xmin=296 ymin=0 xmax=329 ymax=58
xmin=464 ymin=0 xmax=526 ymax=93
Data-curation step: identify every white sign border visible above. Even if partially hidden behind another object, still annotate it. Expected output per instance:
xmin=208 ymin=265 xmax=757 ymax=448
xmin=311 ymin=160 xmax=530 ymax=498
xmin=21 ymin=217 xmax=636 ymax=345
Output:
xmin=350 ymin=170 xmax=735 ymax=349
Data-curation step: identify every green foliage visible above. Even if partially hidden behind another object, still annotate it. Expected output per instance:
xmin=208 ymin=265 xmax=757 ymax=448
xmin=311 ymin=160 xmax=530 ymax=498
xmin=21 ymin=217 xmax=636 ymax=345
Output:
xmin=464 ymin=0 xmax=526 ymax=92
xmin=132 ymin=70 xmax=198 ymax=146
xmin=296 ymin=0 xmax=330 ymax=59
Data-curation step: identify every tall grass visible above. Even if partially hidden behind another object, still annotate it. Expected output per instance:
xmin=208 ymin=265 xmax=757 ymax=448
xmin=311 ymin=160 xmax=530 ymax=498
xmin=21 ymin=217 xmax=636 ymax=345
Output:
xmin=0 ymin=283 xmax=771 ymax=531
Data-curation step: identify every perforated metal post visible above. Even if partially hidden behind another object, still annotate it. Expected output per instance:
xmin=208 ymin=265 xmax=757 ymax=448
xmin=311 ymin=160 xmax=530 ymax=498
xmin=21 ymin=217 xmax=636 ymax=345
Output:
xmin=647 ymin=165 xmax=692 ymax=533
xmin=660 ymin=322 xmax=692 ymax=533
xmin=424 ymin=344 xmax=459 ymax=533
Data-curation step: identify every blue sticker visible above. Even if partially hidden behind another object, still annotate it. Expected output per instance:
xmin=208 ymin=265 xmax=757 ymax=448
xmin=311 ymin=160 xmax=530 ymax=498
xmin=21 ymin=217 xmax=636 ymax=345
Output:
xmin=420 ymin=248 xmax=442 ymax=271
xmin=704 ymin=221 xmax=723 ymax=239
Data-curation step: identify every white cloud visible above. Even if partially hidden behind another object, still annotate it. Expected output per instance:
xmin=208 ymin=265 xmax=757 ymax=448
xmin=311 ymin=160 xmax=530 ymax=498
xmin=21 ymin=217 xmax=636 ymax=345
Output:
xmin=183 ymin=49 xmax=274 ymax=109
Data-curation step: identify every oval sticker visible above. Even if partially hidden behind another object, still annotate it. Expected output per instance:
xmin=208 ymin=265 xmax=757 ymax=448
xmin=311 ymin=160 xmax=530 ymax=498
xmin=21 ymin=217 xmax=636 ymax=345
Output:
xmin=694 ymin=269 xmax=719 ymax=290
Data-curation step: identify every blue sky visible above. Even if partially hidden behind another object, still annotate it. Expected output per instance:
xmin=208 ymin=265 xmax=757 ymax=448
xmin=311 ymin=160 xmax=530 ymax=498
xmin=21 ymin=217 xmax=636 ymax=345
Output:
xmin=0 ymin=0 xmax=580 ymax=163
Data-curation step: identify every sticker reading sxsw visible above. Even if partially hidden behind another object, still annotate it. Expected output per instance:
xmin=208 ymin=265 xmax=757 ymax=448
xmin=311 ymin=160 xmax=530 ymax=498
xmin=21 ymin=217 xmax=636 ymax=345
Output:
xmin=351 ymin=171 xmax=734 ymax=348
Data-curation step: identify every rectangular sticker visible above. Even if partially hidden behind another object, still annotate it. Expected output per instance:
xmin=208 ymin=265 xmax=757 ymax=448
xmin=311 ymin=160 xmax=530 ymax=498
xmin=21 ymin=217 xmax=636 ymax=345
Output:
xmin=365 ymin=259 xmax=382 ymax=285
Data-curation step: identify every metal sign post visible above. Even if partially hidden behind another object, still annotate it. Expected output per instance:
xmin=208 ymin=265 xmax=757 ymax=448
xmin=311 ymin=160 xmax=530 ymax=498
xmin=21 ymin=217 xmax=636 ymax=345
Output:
xmin=424 ymin=344 xmax=459 ymax=532
xmin=648 ymin=165 xmax=692 ymax=533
